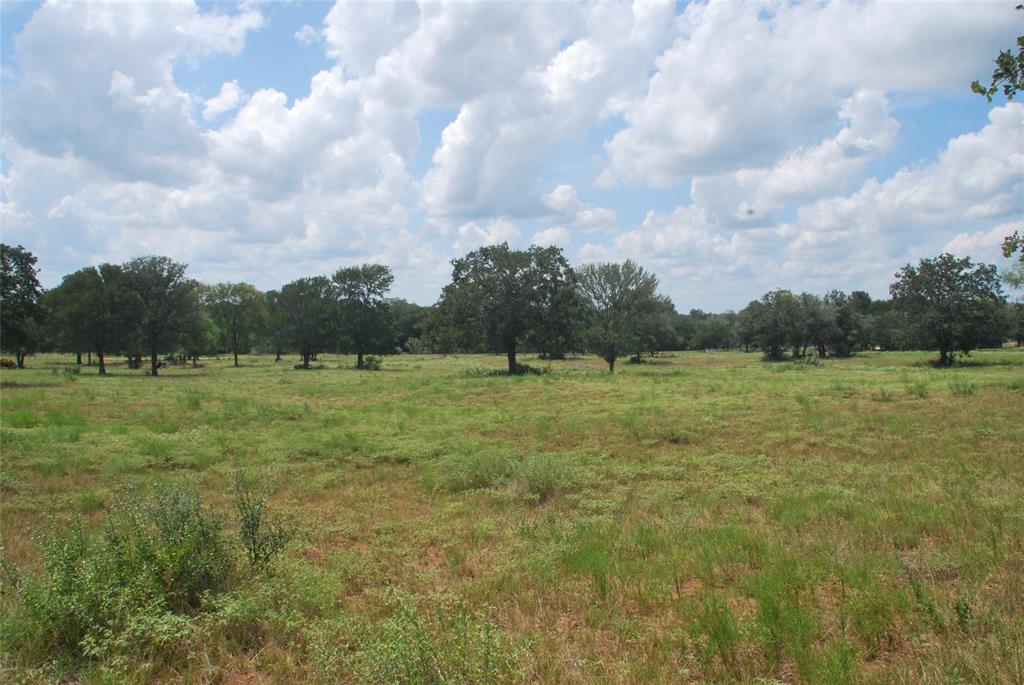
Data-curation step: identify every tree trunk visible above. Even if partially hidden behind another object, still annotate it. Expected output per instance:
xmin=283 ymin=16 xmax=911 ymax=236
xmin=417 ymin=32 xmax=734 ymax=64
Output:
xmin=150 ymin=349 xmax=159 ymax=377
xmin=506 ymin=345 xmax=517 ymax=375
xmin=87 ymin=352 xmax=92 ymax=366
xmin=275 ymin=349 xmax=281 ymax=362
xmin=98 ymin=351 xmax=106 ymax=376
xmin=233 ymin=348 xmax=239 ymax=367
xmin=357 ymin=351 xmax=364 ymax=369
xmin=76 ymin=352 xmax=82 ymax=365
xmin=607 ymin=357 xmax=616 ymax=373
xmin=302 ymin=352 xmax=311 ymax=369
xmin=192 ymin=354 xmax=198 ymax=368
xmin=16 ymin=351 xmax=26 ymax=368
xmin=938 ymin=345 xmax=950 ymax=366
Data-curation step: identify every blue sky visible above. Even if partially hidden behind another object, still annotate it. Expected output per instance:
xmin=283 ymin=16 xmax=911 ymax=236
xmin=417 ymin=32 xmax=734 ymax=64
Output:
xmin=1 ymin=1 xmax=1021 ymax=311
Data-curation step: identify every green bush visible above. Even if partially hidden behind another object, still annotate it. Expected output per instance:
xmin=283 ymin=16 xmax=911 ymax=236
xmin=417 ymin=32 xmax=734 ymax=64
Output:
xmin=363 ymin=356 xmax=383 ymax=371
xmin=234 ymin=471 xmax=292 ymax=573
xmin=4 ymin=479 xmax=290 ymax=671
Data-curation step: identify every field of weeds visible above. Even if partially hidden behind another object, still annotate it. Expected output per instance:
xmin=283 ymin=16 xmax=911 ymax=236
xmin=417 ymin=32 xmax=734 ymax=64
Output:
xmin=2 ymin=350 xmax=1023 ymax=683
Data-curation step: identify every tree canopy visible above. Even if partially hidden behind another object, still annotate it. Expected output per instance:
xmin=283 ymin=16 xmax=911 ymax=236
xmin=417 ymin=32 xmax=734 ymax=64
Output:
xmin=333 ymin=264 xmax=394 ymax=369
xmin=890 ymin=253 xmax=1005 ymax=365
xmin=0 ymin=244 xmax=44 ymax=367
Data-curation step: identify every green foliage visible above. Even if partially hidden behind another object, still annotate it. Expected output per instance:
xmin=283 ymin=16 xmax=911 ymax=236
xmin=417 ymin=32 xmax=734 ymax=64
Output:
xmin=203 ymin=282 xmax=264 ymax=366
xmin=576 ymin=259 xmax=666 ymax=372
xmin=5 ymin=485 xmax=230 ymax=666
xmin=0 ymin=243 xmax=43 ymax=366
xmin=362 ymin=355 xmax=383 ymax=371
xmin=333 ymin=594 xmax=525 ymax=684
xmin=123 ymin=256 xmax=198 ymax=376
xmin=334 ymin=264 xmax=395 ymax=368
xmin=279 ymin=276 xmax=337 ymax=368
xmin=234 ymin=471 xmax=291 ymax=573
xmin=430 ymin=243 xmax=576 ymax=373
xmin=971 ymin=5 xmax=1023 ymax=101
xmin=890 ymin=253 xmax=1005 ymax=366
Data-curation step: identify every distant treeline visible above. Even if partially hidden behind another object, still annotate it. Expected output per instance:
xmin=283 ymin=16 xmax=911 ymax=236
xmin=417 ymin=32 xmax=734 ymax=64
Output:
xmin=1 ymin=242 xmax=1021 ymax=375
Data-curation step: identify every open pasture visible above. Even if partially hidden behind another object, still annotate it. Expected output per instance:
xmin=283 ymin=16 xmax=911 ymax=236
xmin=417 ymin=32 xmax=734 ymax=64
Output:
xmin=2 ymin=350 xmax=1023 ymax=683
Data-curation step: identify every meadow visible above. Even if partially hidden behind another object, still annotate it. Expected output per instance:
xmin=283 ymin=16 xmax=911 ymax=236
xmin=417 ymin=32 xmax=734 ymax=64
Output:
xmin=1 ymin=350 xmax=1022 ymax=684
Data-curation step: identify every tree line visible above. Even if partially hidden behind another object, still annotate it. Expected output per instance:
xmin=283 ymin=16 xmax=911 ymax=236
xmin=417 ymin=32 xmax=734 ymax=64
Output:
xmin=1 ymin=242 xmax=1021 ymax=374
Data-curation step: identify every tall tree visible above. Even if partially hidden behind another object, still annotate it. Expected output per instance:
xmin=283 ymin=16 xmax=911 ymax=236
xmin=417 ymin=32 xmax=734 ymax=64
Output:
xmin=204 ymin=282 xmax=263 ymax=367
xmin=890 ymin=253 xmax=1005 ymax=365
xmin=433 ymin=243 xmax=576 ymax=374
xmin=333 ymin=264 xmax=394 ymax=369
xmin=0 ymin=244 xmax=44 ymax=368
xmin=279 ymin=277 xmax=336 ymax=369
xmin=742 ymin=289 xmax=804 ymax=361
xmin=124 ymin=256 xmax=196 ymax=377
xmin=46 ymin=264 xmax=141 ymax=375
xmin=576 ymin=260 xmax=662 ymax=373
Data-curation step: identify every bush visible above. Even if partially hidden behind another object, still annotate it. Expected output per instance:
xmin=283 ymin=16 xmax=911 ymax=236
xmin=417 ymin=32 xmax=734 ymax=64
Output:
xmin=234 ymin=471 xmax=291 ymax=573
xmin=4 ymin=479 xmax=290 ymax=671
xmin=362 ymin=356 xmax=382 ymax=371
xmin=5 ymin=485 xmax=229 ymax=666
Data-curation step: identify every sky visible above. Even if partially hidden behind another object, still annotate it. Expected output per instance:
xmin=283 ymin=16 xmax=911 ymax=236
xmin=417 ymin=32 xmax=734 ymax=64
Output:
xmin=1 ymin=0 xmax=1022 ymax=311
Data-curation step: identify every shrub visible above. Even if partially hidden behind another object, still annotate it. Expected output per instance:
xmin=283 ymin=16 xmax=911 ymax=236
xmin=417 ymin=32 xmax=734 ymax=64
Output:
xmin=4 ymin=479 xmax=291 ymax=672
xmin=362 ymin=356 xmax=383 ymax=371
xmin=5 ymin=486 xmax=229 ymax=667
xmin=234 ymin=471 xmax=292 ymax=573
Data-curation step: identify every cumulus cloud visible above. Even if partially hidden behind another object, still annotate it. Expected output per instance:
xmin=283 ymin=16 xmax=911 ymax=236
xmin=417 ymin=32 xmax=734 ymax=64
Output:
xmin=1 ymin=0 xmax=1021 ymax=310
xmin=531 ymin=226 xmax=571 ymax=248
xmin=452 ymin=218 xmax=522 ymax=254
xmin=601 ymin=0 xmax=1016 ymax=186
xmin=542 ymin=184 xmax=618 ymax=234
xmin=203 ymin=81 xmax=244 ymax=120
xmin=691 ymin=90 xmax=899 ymax=224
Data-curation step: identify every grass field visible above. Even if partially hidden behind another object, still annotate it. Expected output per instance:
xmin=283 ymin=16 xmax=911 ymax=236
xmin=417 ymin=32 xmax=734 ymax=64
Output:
xmin=2 ymin=350 xmax=1023 ymax=684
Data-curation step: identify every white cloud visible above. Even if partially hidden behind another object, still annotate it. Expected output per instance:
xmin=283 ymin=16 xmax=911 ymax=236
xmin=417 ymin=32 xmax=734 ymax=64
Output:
xmin=531 ymin=226 xmax=571 ymax=249
xmin=324 ymin=0 xmax=420 ymax=76
xmin=542 ymin=184 xmax=618 ymax=234
xmin=601 ymin=0 xmax=1017 ymax=187
xmin=203 ymin=80 xmax=244 ymax=120
xmin=294 ymin=24 xmax=320 ymax=47
xmin=691 ymin=90 xmax=899 ymax=223
xmin=452 ymin=218 xmax=521 ymax=254
xmin=944 ymin=223 xmax=1019 ymax=261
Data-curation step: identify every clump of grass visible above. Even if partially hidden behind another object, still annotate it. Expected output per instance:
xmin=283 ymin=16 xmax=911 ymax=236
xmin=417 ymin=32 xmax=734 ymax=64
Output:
xmin=433 ymin=451 xmax=516 ymax=492
xmin=689 ymin=592 xmax=740 ymax=674
xmin=948 ymin=378 xmax=978 ymax=396
xmin=515 ymin=452 xmax=574 ymax=503
xmin=904 ymin=380 xmax=929 ymax=399
xmin=314 ymin=594 xmax=526 ymax=684
xmin=871 ymin=388 xmax=894 ymax=402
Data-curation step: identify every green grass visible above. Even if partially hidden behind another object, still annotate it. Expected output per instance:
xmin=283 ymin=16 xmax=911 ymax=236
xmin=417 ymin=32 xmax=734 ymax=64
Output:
xmin=2 ymin=349 xmax=1023 ymax=683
